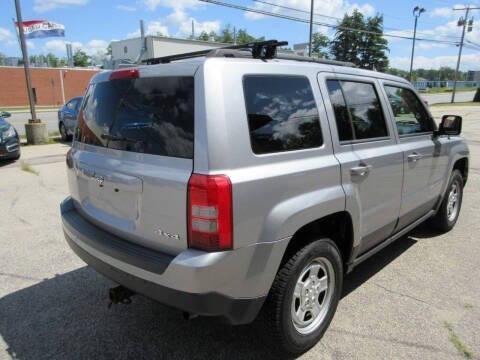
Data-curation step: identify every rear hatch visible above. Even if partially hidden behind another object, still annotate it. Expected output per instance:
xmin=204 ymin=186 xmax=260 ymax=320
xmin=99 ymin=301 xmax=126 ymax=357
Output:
xmin=68 ymin=67 xmax=196 ymax=255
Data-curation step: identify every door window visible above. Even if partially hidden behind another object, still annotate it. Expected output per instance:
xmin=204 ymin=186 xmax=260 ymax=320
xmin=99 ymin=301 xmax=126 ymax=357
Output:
xmin=243 ymin=75 xmax=323 ymax=154
xmin=384 ymin=86 xmax=435 ymax=135
xmin=326 ymin=80 xmax=388 ymax=141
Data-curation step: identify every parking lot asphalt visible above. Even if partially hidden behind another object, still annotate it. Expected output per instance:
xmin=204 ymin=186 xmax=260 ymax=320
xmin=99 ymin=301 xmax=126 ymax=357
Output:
xmin=0 ymin=105 xmax=479 ymax=360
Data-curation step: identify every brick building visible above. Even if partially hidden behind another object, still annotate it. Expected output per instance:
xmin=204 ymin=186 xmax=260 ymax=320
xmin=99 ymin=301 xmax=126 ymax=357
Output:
xmin=0 ymin=66 xmax=100 ymax=107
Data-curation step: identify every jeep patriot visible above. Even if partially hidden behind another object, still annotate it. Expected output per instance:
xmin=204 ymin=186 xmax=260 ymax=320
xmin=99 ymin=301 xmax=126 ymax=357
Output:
xmin=61 ymin=41 xmax=469 ymax=355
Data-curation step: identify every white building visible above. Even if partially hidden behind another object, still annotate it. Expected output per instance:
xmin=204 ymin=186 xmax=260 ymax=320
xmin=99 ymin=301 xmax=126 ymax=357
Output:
xmin=111 ymin=36 xmax=229 ymax=65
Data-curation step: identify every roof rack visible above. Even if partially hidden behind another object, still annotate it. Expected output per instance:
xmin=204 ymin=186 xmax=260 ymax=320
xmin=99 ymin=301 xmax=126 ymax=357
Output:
xmin=142 ymin=39 xmax=355 ymax=68
xmin=143 ymin=40 xmax=288 ymax=64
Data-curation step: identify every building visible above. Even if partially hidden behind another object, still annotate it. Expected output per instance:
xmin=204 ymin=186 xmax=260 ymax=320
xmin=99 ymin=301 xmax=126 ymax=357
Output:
xmin=111 ymin=36 xmax=229 ymax=65
xmin=0 ymin=66 xmax=99 ymax=107
xmin=467 ymin=71 xmax=480 ymax=82
xmin=4 ymin=57 xmax=21 ymax=67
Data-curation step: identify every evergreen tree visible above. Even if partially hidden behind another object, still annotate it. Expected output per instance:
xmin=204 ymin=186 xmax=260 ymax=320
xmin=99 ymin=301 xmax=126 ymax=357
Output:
xmin=360 ymin=15 xmax=389 ymax=71
xmin=330 ymin=10 xmax=365 ymax=65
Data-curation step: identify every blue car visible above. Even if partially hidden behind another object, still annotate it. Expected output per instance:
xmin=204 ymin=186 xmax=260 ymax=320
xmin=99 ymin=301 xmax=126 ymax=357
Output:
xmin=0 ymin=111 xmax=20 ymax=161
xmin=58 ymin=96 xmax=83 ymax=141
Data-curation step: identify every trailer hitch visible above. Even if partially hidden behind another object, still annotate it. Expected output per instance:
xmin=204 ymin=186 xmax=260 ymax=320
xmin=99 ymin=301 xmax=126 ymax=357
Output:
xmin=108 ymin=285 xmax=135 ymax=308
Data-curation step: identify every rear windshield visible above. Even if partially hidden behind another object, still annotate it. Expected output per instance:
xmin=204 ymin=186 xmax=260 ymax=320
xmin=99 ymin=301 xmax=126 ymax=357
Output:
xmin=76 ymin=76 xmax=194 ymax=159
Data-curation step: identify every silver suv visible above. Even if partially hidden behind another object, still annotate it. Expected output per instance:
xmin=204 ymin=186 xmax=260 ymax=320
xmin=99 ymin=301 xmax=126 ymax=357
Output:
xmin=60 ymin=41 xmax=469 ymax=355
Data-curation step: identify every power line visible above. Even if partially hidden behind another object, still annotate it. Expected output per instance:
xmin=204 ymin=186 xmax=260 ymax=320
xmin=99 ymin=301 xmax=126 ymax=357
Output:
xmin=199 ymin=0 xmax=460 ymax=45
xmin=252 ymin=0 xmax=458 ymax=39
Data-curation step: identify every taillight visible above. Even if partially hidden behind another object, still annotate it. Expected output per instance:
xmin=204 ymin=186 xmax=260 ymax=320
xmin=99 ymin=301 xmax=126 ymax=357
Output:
xmin=187 ymin=174 xmax=233 ymax=251
xmin=109 ymin=68 xmax=139 ymax=81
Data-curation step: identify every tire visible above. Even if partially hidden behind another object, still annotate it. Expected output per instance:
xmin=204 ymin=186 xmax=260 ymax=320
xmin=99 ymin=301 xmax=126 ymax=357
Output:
xmin=429 ymin=170 xmax=464 ymax=232
xmin=263 ymin=239 xmax=343 ymax=356
xmin=59 ymin=122 xmax=68 ymax=142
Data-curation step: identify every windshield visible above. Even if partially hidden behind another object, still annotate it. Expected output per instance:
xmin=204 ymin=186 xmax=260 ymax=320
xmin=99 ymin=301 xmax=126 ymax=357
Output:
xmin=76 ymin=76 xmax=194 ymax=159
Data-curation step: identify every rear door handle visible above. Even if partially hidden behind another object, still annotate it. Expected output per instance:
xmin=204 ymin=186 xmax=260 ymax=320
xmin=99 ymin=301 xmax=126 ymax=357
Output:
xmin=350 ymin=165 xmax=371 ymax=177
xmin=408 ymin=153 xmax=423 ymax=162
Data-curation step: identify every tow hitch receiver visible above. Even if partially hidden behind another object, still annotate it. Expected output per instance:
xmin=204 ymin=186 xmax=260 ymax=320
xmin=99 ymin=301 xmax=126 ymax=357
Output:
xmin=108 ymin=285 xmax=135 ymax=308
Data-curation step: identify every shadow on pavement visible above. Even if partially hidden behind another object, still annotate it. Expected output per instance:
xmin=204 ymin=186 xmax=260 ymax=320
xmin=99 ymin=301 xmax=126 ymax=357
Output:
xmin=0 ymin=224 xmax=437 ymax=360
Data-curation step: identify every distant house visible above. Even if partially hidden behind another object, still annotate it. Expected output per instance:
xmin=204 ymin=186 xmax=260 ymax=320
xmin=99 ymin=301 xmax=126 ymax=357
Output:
xmin=467 ymin=71 xmax=480 ymax=82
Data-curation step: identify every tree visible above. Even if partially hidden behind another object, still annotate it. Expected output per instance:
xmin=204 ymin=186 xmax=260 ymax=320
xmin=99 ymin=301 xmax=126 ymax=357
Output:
xmin=73 ymin=49 xmax=89 ymax=67
xmin=330 ymin=10 xmax=389 ymax=71
xmin=197 ymin=31 xmax=210 ymax=41
xmin=0 ymin=52 xmax=5 ymax=66
xmin=46 ymin=53 xmax=59 ymax=67
xmin=360 ymin=15 xmax=389 ymax=71
xmin=215 ymin=24 xmax=234 ymax=43
xmin=311 ymin=33 xmax=329 ymax=58
xmin=330 ymin=10 xmax=365 ymax=65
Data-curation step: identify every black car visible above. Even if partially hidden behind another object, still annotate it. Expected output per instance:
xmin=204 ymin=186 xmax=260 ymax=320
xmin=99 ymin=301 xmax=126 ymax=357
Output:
xmin=0 ymin=111 xmax=21 ymax=161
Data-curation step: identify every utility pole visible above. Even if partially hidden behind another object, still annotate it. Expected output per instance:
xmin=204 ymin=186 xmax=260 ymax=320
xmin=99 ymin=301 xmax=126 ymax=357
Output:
xmin=308 ymin=0 xmax=314 ymax=57
xmin=14 ymin=0 xmax=37 ymax=122
xmin=451 ymin=6 xmax=478 ymax=103
xmin=409 ymin=6 xmax=426 ymax=82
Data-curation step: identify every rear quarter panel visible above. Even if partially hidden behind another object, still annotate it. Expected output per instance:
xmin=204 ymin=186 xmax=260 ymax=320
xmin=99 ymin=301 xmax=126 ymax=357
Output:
xmin=196 ymin=59 xmax=346 ymax=249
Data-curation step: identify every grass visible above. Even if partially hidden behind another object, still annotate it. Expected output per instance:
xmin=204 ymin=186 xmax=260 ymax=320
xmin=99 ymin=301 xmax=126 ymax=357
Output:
xmin=464 ymin=303 xmax=474 ymax=310
xmin=20 ymin=161 xmax=39 ymax=176
xmin=443 ymin=321 xmax=473 ymax=359
xmin=419 ymin=87 xmax=477 ymax=94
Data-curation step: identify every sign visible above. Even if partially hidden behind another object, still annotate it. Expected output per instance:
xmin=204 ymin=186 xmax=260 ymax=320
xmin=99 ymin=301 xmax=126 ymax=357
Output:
xmin=17 ymin=20 xmax=65 ymax=39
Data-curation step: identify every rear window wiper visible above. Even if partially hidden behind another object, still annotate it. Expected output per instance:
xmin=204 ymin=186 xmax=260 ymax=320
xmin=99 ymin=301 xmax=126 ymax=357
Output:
xmin=100 ymin=133 xmax=142 ymax=143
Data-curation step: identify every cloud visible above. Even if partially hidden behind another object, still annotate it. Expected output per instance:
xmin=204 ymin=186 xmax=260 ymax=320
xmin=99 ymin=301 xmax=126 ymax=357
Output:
xmin=126 ymin=9 xmax=221 ymax=38
xmin=430 ymin=7 xmax=454 ymax=18
xmin=0 ymin=27 xmax=17 ymax=46
xmin=390 ymin=54 xmax=480 ymax=70
xmin=244 ymin=0 xmax=376 ymax=22
xmin=42 ymin=39 xmax=108 ymax=56
xmin=127 ymin=21 xmax=170 ymax=38
xmin=143 ymin=0 xmax=200 ymax=11
xmin=116 ymin=4 xmax=137 ymax=11
xmin=167 ymin=9 xmax=221 ymax=36
xmin=34 ymin=0 xmax=89 ymax=12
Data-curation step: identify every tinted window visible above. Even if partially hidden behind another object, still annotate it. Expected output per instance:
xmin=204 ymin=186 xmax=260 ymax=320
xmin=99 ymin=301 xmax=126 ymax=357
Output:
xmin=384 ymin=86 xmax=434 ymax=135
xmin=326 ymin=80 xmax=388 ymax=141
xmin=243 ymin=75 xmax=323 ymax=154
xmin=76 ymin=77 xmax=194 ymax=159
xmin=326 ymin=80 xmax=353 ymax=141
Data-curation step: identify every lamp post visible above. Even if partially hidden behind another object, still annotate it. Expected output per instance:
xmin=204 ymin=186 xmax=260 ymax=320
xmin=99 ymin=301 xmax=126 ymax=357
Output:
xmin=409 ymin=6 xmax=426 ymax=82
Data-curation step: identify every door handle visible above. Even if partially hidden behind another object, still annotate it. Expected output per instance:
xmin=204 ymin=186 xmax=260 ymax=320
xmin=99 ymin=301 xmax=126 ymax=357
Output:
xmin=408 ymin=152 xmax=423 ymax=162
xmin=350 ymin=165 xmax=371 ymax=177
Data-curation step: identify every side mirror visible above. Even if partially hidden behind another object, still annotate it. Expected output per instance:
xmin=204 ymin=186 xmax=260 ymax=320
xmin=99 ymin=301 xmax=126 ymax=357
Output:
xmin=1 ymin=111 xmax=11 ymax=118
xmin=438 ymin=115 xmax=462 ymax=136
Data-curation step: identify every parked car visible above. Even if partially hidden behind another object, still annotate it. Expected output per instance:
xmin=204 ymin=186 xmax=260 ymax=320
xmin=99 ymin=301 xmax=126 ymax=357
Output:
xmin=0 ymin=111 xmax=20 ymax=161
xmin=58 ymin=96 xmax=83 ymax=141
xmin=60 ymin=42 xmax=469 ymax=356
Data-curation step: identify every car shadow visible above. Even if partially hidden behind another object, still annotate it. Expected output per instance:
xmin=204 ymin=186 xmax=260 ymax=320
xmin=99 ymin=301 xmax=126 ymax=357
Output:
xmin=0 ymin=224 xmax=437 ymax=360
xmin=0 ymin=159 xmax=18 ymax=168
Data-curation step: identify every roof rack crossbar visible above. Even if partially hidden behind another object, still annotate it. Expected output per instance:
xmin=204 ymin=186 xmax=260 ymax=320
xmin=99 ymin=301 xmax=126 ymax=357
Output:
xmin=143 ymin=39 xmax=288 ymax=64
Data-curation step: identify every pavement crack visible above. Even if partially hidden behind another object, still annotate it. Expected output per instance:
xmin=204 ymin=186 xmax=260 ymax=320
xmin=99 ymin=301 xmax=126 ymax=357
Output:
xmin=373 ymin=282 xmax=430 ymax=305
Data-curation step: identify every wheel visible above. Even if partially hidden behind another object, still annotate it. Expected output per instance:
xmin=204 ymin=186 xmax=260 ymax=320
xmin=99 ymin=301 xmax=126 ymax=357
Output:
xmin=263 ymin=239 xmax=343 ymax=356
xmin=59 ymin=122 xmax=68 ymax=142
xmin=429 ymin=170 xmax=464 ymax=232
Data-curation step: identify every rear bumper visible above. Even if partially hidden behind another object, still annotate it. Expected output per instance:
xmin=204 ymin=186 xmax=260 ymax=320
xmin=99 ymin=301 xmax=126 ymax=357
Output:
xmin=61 ymin=197 xmax=289 ymax=324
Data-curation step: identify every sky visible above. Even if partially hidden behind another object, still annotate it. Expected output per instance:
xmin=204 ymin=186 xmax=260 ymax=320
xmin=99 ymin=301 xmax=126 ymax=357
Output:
xmin=1 ymin=0 xmax=480 ymax=70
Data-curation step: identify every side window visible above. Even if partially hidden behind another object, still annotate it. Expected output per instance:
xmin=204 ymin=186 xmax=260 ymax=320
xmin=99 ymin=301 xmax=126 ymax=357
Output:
xmin=326 ymin=80 xmax=388 ymax=141
xmin=384 ymin=86 xmax=434 ymax=135
xmin=243 ymin=75 xmax=323 ymax=154
xmin=326 ymin=80 xmax=353 ymax=141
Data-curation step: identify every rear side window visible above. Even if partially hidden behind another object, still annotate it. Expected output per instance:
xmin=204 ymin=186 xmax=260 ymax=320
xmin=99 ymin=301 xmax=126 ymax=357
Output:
xmin=243 ymin=75 xmax=323 ymax=154
xmin=76 ymin=76 xmax=194 ymax=159
xmin=384 ymin=86 xmax=434 ymax=135
xmin=326 ymin=80 xmax=388 ymax=141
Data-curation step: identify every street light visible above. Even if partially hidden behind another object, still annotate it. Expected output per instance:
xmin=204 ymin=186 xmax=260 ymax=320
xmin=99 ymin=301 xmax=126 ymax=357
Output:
xmin=409 ymin=6 xmax=426 ymax=82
